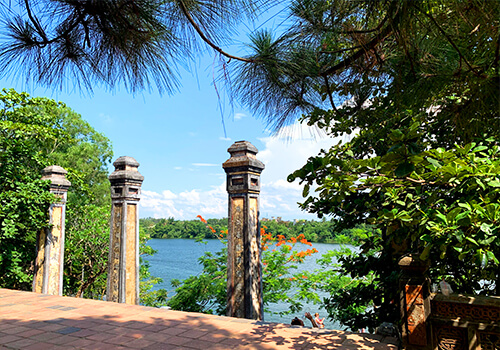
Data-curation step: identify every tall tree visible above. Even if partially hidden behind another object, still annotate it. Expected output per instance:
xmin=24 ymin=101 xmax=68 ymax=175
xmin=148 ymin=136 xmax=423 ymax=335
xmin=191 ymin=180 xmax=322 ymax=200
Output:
xmin=230 ymin=0 xmax=500 ymax=330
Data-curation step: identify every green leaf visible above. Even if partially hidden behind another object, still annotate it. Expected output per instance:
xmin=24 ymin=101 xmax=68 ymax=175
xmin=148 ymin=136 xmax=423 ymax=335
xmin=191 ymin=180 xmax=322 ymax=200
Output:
xmin=394 ymin=162 xmax=415 ymax=177
xmin=446 ymin=208 xmax=462 ymax=223
xmin=487 ymin=180 xmax=500 ymax=187
xmin=420 ymin=244 xmax=431 ymax=261
xmin=472 ymin=145 xmax=488 ymax=153
xmin=465 ymin=237 xmax=479 ymax=246
xmin=389 ymin=129 xmax=404 ymax=142
xmin=302 ymin=184 xmax=310 ymax=197
xmin=480 ymin=223 xmax=492 ymax=235
xmin=426 ymin=157 xmax=442 ymax=168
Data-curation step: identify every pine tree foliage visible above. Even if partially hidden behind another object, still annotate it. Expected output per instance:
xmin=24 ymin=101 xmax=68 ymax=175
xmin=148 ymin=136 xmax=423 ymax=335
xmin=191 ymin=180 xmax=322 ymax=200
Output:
xmin=0 ymin=0 xmax=266 ymax=92
xmin=232 ymin=0 xmax=499 ymax=136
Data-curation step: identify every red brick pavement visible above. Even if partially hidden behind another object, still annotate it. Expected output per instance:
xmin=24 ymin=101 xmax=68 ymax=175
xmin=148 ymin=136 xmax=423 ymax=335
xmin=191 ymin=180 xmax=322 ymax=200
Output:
xmin=0 ymin=288 xmax=399 ymax=349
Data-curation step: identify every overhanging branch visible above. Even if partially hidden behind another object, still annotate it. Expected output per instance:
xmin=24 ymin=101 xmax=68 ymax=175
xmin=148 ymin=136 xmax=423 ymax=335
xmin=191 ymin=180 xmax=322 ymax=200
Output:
xmin=176 ymin=0 xmax=253 ymax=63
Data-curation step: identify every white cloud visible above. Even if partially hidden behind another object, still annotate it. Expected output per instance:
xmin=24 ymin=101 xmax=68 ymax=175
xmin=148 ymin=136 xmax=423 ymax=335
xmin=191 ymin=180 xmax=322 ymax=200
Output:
xmin=219 ymin=136 xmax=232 ymax=141
xmin=161 ymin=190 xmax=177 ymax=199
xmin=140 ymin=184 xmax=227 ymax=220
xmin=174 ymin=166 xmax=182 ymax=170
xmin=140 ymin=123 xmax=353 ymax=220
xmin=234 ymin=113 xmax=246 ymax=120
xmin=192 ymin=163 xmax=218 ymax=167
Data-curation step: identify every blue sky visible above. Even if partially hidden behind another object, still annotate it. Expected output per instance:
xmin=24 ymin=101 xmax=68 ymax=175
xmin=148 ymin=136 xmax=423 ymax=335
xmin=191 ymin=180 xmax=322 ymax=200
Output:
xmin=0 ymin=5 xmax=348 ymax=221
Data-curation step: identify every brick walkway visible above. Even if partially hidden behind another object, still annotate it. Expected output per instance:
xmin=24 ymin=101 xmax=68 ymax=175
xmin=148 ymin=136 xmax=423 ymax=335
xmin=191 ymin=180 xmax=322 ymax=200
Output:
xmin=0 ymin=288 xmax=398 ymax=349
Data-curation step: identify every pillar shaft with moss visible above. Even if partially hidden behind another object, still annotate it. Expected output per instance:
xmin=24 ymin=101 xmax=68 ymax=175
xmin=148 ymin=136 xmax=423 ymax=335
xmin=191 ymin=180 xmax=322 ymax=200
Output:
xmin=33 ymin=165 xmax=71 ymax=295
xmin=223 ymin=141 xmax=265 ymax=320
xmin=106 ymin=156 xmax=144 ymax=304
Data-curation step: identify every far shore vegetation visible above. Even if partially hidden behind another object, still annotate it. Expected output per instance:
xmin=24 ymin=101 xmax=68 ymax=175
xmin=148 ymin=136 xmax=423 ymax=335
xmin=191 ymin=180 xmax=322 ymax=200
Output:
xmin=140 ymin=217 xmax=374 ymax=245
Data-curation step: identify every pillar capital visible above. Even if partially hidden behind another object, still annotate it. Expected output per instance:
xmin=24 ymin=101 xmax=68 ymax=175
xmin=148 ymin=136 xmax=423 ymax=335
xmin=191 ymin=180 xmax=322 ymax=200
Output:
xmin=42 ymin=165 xmax=71 ymax=193
xmin=109 ymin=156 xmax=144 ymax=201
xmin=223 ymin=141 xmax=265 ymax=195
xmin=223 ymin=141 xmax=265 ymax=173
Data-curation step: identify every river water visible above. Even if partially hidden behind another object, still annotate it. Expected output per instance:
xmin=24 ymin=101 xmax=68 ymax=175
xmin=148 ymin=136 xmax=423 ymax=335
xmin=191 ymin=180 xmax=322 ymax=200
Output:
xmin=145 ymin=238 xmax=345 ymax=330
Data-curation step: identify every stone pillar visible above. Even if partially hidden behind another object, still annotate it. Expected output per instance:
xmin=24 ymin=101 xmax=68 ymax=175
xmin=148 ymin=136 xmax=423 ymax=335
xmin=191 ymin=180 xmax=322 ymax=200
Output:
xmin=106 ymin=156 xmax=144 ymax=304
xmin=399 ymin=255 xmax=432 ymax=350
xmin=33 ymin=165 xmax=71 ymax=295
xmin=222 ymin=141 xmax=265 ymax=320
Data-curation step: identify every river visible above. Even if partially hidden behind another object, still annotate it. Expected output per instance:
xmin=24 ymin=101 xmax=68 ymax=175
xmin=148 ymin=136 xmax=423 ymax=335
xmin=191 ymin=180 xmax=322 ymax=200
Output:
xmin=145 ymin=238 xmax=346 ymax=330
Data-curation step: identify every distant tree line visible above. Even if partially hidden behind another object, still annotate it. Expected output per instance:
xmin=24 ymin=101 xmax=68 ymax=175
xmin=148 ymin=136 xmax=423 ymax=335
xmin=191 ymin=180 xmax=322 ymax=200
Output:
xmin=140 ymin=217 xmax=374 ymax=244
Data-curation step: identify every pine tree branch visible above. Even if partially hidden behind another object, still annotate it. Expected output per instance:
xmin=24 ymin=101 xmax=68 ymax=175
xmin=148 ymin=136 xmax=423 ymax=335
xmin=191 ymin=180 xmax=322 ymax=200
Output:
xmin=323 ymin=75 xmax=337 ymax=111
xmin=419 ymin=7 xmax=484 ymax=78
xmin=176 ymin=0 xmax=253 ymax=63
xmin=21 ymin=1 xmax=86 ymax=48
xmin=337 ymin=11 xmax=390 ymax=35
xmin=24 ymin=0 xmax=47 ymax=42
xmin=320 ymin=3 xmax=405 ymax=77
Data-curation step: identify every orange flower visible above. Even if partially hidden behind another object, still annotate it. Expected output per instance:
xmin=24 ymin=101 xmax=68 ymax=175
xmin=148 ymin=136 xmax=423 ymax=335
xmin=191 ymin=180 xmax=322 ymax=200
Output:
xmin=196 ymin=215 xmax=207 ymax=224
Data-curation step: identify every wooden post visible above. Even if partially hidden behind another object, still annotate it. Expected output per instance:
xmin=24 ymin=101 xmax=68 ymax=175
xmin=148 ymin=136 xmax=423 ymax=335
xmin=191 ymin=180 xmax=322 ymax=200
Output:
xmin=106 ymin=156 xmax=144 ymax=304
xmin=33 ymin=166 xmax=71 ymax=295
xmin=223 ymin=141 xmax=265 ymax=320
xmin=399 ymin=255 xmax=432 ymax=350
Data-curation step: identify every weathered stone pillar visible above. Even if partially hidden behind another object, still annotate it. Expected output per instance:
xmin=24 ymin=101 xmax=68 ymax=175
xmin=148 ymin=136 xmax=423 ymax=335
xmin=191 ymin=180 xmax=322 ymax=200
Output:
xmin=223 ymin=141 xmax=265 ymax=320
xmin=399 ymin=255 xmax=432 ymax=350
xmin=106 ymin=156 xmax=144 ymax=304
xmin=33 ymin=166 xmax=71 ymax=295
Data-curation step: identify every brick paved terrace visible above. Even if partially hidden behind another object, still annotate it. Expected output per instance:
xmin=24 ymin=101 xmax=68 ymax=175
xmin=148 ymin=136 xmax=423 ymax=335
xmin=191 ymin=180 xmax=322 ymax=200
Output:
xmin=0 ymin=288 xmax=399 ymax=349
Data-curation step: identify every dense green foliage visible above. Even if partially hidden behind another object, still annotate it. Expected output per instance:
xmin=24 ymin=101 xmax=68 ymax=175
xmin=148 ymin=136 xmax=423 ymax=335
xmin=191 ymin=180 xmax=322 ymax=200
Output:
xmin=141 ymin=216 xmax=372 ymax=243
xmin=0 ymin=90 xmax=57 ymax=289
xmin=230 ymin=0 xmax=499 ymax=331
xmin=0 ymin=89 xmax=166 ymax=305
xmin=0 ymin=88 xmax=113 ymax=292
